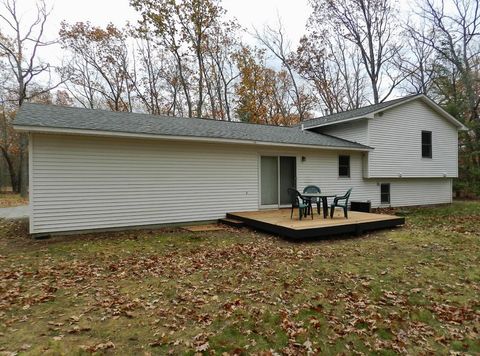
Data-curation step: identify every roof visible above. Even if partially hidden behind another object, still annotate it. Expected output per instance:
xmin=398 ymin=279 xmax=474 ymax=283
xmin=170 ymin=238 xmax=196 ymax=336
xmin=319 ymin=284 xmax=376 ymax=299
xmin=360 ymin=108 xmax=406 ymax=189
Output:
xmin=301 ymin=94 xmax=467 ymax=130
xmin=14 ymin=103 xmax=371 ymax=151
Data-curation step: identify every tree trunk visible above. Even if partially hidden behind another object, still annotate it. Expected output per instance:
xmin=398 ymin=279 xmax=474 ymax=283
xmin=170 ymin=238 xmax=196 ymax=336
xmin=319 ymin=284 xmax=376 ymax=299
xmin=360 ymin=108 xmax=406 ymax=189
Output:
xmin=173 ymin=50 xmax=192 ymax=118
xmin=202 ymin=58 xmax=216 ymax=118
xmin=196 ymin=45 xmax=204 ymax=118
xmin=1 ymin=146 xmax=19 ymax=193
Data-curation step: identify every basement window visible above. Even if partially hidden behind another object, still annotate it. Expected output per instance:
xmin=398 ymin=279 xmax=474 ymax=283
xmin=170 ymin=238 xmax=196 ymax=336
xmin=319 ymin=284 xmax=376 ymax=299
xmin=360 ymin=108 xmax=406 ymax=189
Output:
xmin=338 ymin=155 xmax=350 ymax=178
xmin=380 ymin=183 xmax=391 ymax=204
xmin=422 ymin=131 xmax=432 ymax=158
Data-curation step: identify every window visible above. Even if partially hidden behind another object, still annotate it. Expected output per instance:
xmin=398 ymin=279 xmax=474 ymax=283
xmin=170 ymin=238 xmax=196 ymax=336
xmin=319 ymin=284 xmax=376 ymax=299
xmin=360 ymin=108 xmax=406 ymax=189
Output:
xmin=380 ymin=183 xmax=390 ymax=204
xmin=422 ymin=131 xmax=432 ymax=158
xmin=339 ymin=155 xmax=350 ymax=177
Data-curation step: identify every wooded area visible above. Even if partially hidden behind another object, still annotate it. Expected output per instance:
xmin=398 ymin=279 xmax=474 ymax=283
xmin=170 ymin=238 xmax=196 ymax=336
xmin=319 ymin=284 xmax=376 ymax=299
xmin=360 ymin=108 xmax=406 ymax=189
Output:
xmin=0 ymin=0 xmax=479 ymax=196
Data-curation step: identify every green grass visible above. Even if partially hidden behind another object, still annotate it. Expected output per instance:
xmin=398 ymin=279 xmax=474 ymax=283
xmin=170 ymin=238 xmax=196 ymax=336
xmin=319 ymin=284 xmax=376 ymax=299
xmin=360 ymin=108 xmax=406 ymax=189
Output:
xmin=0 ymin=201 xmax=479 ymax=354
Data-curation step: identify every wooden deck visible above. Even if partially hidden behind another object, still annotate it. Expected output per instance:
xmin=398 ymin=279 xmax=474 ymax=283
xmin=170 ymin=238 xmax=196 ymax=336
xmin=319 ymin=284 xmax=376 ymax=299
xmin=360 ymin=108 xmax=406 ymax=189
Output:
xmin=227 ymin=209 xmax=405 ymax=239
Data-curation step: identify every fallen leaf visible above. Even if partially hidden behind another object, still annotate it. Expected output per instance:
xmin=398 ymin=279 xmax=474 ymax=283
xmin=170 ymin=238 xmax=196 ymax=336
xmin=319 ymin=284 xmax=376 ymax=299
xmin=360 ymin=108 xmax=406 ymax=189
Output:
xmin=195 ymin=342 xmax=209 ymax=352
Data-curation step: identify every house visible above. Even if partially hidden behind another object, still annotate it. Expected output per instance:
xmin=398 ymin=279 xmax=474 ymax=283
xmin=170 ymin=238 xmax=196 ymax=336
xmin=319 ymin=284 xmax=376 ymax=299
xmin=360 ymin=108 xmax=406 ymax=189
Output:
xmin=14 ymin=94 xmax=467 ymax=236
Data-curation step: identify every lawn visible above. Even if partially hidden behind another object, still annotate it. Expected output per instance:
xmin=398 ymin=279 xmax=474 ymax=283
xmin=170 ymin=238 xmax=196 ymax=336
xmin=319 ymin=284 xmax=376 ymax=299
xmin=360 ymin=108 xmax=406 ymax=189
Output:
xmin=0 ymin=202 xmax=479 ymax=355
xmin=0 ymin=193 xmax=28 ymax=208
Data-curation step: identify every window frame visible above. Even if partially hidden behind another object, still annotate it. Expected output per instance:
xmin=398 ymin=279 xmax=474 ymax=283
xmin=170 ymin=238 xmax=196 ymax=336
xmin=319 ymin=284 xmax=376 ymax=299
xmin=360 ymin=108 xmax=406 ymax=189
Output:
xmin=338 ymin=155 xmax=351 ymax=178
xmin=380 ymin=183 xmax=391 ymax=204
xmin=421 ymin=130 xmax=432 ymax=159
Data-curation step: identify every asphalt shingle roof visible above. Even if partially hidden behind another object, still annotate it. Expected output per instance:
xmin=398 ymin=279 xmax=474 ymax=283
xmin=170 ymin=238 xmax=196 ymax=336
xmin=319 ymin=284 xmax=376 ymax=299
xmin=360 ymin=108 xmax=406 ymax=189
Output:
xmin=14 ymin=103 xmax=371 ymax=150
xmin=302 ymin=95 xmax=421 ymax=128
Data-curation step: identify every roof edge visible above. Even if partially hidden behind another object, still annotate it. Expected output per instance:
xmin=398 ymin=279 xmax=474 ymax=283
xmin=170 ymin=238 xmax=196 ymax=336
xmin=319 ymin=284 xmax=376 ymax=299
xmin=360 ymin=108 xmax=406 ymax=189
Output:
xmin=14 ymin=124 xmax=373 ymax=152
xmin=304 ymin=94 xmax=468 ymax=131
xmin=305 ymin=115 xmax=373 ymax=129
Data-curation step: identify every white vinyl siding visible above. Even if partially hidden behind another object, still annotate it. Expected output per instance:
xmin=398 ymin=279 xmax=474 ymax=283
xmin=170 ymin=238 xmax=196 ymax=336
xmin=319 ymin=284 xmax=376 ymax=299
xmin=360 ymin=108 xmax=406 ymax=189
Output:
xmin=30 ymin=133 xmax=454 ymax=235
xmin=297 ymin=150 xmax=371 ymax=202
xmin=319 ymin=119 xmax=369 ymax=145
xmin=386 ymin=179 xmax=452 ymax=206
xmin=30 ymin=134 xmax=259 ymax=234
xmin=296 ymin=151 xmax=452 ymax=207
xmin=367 ymin=100 xmax=458 ymax=178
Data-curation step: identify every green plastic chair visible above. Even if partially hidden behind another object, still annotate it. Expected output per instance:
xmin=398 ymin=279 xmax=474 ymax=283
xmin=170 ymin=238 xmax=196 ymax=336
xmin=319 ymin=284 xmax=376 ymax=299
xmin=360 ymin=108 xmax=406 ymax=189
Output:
xmin=303 ymin=185 xmax=321 ymax=214
xmin=330 ymin=188 xmax=353 ymax=219
xmin=287 ymin=188 xmax=313 ymax=220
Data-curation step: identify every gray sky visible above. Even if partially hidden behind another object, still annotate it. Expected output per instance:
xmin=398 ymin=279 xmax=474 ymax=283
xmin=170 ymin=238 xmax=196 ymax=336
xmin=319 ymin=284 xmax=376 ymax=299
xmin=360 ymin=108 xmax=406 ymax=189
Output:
xmin=12 ymin=0 xmax=416 ymax=65
xmin=8 ymin=0 xmax=417 ymax=103
xmin=34 ymin=0 xmax=311 ymax=50
xmin=0 ymin=0 xmax=313 ymax=77
xmin=7 ymin=0 xmax=312 ymax=85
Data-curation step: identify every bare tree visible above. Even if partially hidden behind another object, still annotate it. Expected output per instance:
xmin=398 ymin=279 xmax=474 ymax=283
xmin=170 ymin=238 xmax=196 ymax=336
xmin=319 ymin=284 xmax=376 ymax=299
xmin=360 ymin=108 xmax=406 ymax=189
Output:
xmin=59 ymin=22 xmax=133 ymax=112
xmin=58 ymin=57 xmax=100 ymax=109
xmin=254 ymin=17 xmax=309 ymax=121
xmin=400 ymin=23 xmax=438 ymax=95
xmin=309 ymin=0 xmax=402 ymax=104
xmin=294 ymin=32 xmax=367 ymax=115
xmin=130 ymin=35 xmax=188 ymax=116
xmin=0 ymin=0 xmax=60 ymax=197
xmin=204 ymin=20 xmax=241 ymax=120
xmin=412 ymin=0 xmax=480 ymax=121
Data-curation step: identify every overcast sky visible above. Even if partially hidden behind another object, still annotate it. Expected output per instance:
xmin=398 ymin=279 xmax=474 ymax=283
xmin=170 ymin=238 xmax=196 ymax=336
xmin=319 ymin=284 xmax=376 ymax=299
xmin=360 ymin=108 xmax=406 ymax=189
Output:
xmin=20 ymin=0 xmax=311 ymax=59
xmin=0 ymin=0 xmax=312 ymax=87
xmin=7 ymin=0 xmax=419 ymax=103
xmin=11 ymin=0 xmax=421 ymax=66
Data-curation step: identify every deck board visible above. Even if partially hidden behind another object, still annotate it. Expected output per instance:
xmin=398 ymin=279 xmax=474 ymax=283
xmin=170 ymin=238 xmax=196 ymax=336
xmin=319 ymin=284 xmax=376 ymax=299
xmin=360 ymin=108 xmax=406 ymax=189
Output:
xmin=227 ymin=209 xmax=404 ymax=239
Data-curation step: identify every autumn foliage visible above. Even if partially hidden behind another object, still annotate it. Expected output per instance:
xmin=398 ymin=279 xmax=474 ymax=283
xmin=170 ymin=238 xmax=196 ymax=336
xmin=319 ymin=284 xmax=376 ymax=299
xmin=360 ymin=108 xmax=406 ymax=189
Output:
xmin=234 ymin=46 xmax=303 ymax=126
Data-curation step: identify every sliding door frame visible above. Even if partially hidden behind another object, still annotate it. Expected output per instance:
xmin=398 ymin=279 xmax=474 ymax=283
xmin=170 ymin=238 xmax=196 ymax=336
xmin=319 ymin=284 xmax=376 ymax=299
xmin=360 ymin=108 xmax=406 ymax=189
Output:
xmin=258 ymin=154 xmax=297 ymax=209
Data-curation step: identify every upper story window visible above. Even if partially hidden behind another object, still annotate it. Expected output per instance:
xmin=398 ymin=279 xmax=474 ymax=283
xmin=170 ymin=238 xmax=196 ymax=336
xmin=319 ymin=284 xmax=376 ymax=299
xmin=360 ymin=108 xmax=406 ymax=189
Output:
xmin=339 ymin=155 xmax=350 ymax=177
xmin=422 ymin=131 xmax=432 ymax=158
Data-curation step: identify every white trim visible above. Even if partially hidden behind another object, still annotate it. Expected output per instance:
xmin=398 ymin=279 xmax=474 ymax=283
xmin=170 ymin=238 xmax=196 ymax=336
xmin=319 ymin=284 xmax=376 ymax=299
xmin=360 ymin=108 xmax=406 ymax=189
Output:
xmin=257 ymin=155 xmax=261 ymax=209
xmin=277 ymin=156 xmax=281 ymax=206
xmin=304 ymin=95 xmax=468 ymax=131
xmin=28 ymin=133 xmax=34 ymax=233
xmin=364 ymin=175 xmax=456 ymax=179
xmin=306 ymin=115 xmax=373 ymax=129
xmin=449 ymin=178 xmax=453 ymax=203
xmin=14 ymin=125 xmax=373 ymax=152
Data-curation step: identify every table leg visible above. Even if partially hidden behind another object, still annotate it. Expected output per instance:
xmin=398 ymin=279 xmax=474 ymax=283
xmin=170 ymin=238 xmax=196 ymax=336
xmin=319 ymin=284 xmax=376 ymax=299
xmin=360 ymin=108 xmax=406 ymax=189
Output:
xmin=322 ymin=197 xmax=328 ymax=218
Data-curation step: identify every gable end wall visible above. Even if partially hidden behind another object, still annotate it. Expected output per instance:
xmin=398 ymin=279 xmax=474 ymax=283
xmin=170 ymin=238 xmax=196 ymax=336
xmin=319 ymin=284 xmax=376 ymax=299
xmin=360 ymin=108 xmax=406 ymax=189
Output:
xmin=367 ymin=100 xmax=458 ymax=178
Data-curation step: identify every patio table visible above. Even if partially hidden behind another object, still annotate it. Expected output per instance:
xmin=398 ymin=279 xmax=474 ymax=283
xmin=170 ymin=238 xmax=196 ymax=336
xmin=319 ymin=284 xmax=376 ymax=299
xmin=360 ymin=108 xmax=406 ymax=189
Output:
xmin=301 ymin=193 xmax=337 ymax=218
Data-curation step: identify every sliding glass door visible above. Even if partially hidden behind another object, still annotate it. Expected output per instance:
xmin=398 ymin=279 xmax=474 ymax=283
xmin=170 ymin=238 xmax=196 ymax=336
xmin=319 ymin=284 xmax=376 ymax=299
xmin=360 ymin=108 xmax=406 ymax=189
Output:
xmin=279 ymin=157 xmax=296 ymax=205
xmin=260 ymin=156 xmax=296 ymax=207
xmin=260 ymin=156 xmax=279 ymax=206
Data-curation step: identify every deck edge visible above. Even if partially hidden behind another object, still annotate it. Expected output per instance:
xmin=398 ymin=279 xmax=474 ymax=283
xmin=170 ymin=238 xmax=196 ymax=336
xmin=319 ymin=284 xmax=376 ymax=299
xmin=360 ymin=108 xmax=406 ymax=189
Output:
xmin=227 ymin=212 xmax=405 ymax=239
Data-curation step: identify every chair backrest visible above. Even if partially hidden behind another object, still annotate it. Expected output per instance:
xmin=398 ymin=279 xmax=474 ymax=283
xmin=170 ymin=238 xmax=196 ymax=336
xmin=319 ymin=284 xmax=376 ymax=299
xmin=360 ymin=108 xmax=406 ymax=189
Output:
xmin=343 ymin=188 xmax=353 ymax=204
xmin=287 ymin=187 xmax=303 ymax=207
xmin=333 ymin=188 xmax=353 ymax=206
xmin=303 ymin=185 xmax=321 ymax=194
